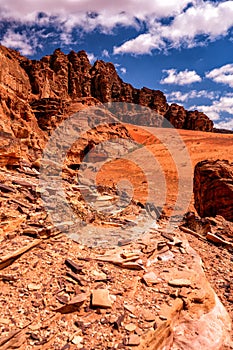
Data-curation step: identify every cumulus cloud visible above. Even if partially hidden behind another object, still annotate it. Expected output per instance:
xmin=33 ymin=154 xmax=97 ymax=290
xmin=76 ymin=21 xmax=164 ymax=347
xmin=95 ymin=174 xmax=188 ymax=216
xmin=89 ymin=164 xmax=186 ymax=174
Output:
xmin=160 ymin=69 xmax=201 ymax=85
xmin=114 ymin=1 xmax=233 ymax=54
xmin=0 ymin=0 xmax=191 ymax=23
xmin=214 ymin=118 xmax=233 ymax=130
xmin=1 ymin=29 xmax=38 ymax=55
xmin=191 ymin=95 xmax=233 ymax=122
xmin=166 ymin=90 xmax=218 ymax=103
xmin=206 ymin=63 xmax=233 ymax=88
xmin=1 ymin=1 xmax=233 ymax=54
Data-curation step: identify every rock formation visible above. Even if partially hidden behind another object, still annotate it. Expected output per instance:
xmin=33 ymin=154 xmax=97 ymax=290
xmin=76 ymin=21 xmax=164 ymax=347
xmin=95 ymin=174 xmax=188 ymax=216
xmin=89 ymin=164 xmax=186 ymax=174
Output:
xmin=164 ymin=104 xmax=213 ymax=131
xmin=0 ymin=45 xmax=213 ymax=166
xmin=194 ymin=159 xmax=233 ymax=221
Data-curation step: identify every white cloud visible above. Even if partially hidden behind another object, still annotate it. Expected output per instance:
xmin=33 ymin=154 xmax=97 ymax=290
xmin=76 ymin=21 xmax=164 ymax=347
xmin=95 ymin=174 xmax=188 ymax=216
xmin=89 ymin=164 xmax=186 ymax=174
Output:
xmin=160 ymin=69 xmax=201 ymax=85
xmin=191 ymin=95 xmax=233 ymax=122
xmin=87 ymin=52 xmax=96 ymax=64
xmin=1 ymin=29 xmax=36 ymax=55
xmin=102 ymin=49 xmax=110 ymax=58
xmin=166 ymin=90 xmax=218 ymax=103
xmin=114 ymin=1 xmax=233 ymax=54
xmin=206 ymin=63 xmax=233 ymax=88
xmin=214 ymin=118 xmax=233 ymax=130
xmin=114 ymin=32 xmax=165 ymax=55
xmin=120 ymin=67 xmax=126 ymax=74
xmin=1 ymin=1 xmax=233 ymax=54
xmin=0 ymin=0 xmax=191 ymax=23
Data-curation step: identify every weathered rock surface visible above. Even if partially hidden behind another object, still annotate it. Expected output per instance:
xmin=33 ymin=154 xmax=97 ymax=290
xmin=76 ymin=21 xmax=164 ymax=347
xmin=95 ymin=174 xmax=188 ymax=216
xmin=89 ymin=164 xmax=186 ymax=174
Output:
xmin=194 ymin=160 xmax=233 ymax=221
xmin=0 ymin=161 xmax=232 ymax=349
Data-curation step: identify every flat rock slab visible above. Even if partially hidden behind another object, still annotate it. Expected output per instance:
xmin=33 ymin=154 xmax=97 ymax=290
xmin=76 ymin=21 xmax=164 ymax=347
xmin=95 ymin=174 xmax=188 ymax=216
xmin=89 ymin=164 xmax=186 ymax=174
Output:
xmin=92 ymin=289 xmax=112 ymax=308
xmin=168 ymin=278 xmax=192 ymax=287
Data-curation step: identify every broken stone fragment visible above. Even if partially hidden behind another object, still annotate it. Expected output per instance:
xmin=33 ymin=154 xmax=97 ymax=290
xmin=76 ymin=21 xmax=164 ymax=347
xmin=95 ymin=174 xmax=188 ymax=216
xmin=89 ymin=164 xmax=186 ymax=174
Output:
xmin=91 ymin=289 xmax=112 ymax=308
xmin=167 ymin=237 xmax=183 ymax=247
xmin=142 ymin=271 xmax=159 ymax=286
xmin=179 ymin=247 xmax=186 ymax=254
xmin=128 ymin=334 xmax=140 ymax=346
xmin=168 ymin=279 xmax=192 ymax=287
xmin=23 ymin=228 xmax=39 ymax=236
xmin=0 ymin=184 xmax=15 ymax=193
xmin=157 ymin=241 xmax=167 ymax=250
xmin=121 ymin=251 xmax=140 ymax=260
xmin=91 ymin=270 xmax=107 ymax=281
xmin=118 ymin=239 xmax=131 ymax=246
xmin=55 ymin=293 xmax=88 ymax=313
xmin=121 ymin=262 xmax=145 ymax=270
xmin=158 ymin=250 xmax=174 ymax=261
xmin=71 ymin=335 xmax=83 ymax=346
xmin=65 ymin=259 xmax=83 ymax=273
xmin=124 ymin=304 xmax=136 ymax=314
xmin=206 ymin=232 xmax=231 ymax=246
xmin=142 ymin=309 xmax=156 ymax=322
xmin=27 ymin=283 xmax=41 ymax=291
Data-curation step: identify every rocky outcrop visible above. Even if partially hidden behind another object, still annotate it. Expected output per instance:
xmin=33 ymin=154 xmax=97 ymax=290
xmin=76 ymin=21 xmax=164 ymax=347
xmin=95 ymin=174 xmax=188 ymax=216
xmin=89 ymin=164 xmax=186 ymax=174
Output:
xmin=0 ymin=44 xmax=214 ymax=168
xmin=186 ymin=110 xmax=213 ymax=131
xmin=194 ymin=160 xmax=233 ymax=221
xmin=0 ymin=46 xmax=45 ymax=166
xmin=165 ymin=103 xmax=187 ymax=129
xmin=165 ymin=104 xmax=213 ymax=131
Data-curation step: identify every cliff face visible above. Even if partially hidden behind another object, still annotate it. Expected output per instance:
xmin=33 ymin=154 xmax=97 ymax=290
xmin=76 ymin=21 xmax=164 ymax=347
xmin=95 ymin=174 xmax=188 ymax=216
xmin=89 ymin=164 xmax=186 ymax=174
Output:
xmin=0 ymin=45 xmax=213 ymax=165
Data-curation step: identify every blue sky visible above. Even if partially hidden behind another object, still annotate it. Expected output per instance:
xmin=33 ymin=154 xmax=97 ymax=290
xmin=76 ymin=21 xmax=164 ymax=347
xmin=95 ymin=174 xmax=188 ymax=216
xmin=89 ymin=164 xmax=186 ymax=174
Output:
xmin=0 ymin=0 xmax=233 ymax=129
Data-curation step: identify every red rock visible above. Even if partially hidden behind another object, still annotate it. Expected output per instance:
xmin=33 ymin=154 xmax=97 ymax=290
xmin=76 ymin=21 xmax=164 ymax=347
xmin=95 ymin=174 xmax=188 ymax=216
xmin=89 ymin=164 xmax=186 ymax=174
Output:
xmin=91 ymin=289 xmax=112 ymax=308
xmin=128 ymin=334 xmax=141 ymax=346
xmin=194 ymin=160 xmax=233 ymax=221
xmin=142 ymin=271 xmax=159 ymax=286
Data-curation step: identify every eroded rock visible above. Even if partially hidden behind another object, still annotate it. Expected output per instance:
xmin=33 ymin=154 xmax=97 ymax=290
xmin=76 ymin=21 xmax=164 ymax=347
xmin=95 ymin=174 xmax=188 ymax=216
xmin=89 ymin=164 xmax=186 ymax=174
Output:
xmin=194 ymin=159 xmax=233 ymax=221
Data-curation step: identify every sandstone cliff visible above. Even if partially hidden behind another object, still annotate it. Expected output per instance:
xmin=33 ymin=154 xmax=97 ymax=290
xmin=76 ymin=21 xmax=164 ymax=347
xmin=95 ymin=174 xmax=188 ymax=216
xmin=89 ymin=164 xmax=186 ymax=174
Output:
xmin=0 ymin=45 xmax=213 ymax=167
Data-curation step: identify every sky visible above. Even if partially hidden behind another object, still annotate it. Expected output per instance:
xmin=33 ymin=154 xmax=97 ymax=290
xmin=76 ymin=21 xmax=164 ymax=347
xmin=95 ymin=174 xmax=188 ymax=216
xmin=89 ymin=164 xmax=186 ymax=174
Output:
xmin=0 ymin=0 xmax=233 ymax=130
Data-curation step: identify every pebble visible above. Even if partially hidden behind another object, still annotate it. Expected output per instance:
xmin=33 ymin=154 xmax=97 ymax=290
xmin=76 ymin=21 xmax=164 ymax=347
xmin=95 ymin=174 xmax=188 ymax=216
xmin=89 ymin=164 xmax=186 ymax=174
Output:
xmin=125 ymin=323 xmax=137 ymax=332
xmin=27 ymin=283 xmax=41 ymax=291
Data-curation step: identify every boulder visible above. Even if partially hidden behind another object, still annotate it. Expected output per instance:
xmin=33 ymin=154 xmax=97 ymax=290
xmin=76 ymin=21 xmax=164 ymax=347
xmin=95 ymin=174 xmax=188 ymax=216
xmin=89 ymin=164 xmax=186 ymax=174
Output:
xmin=194 ymin=159 xmax=233 ymax=221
